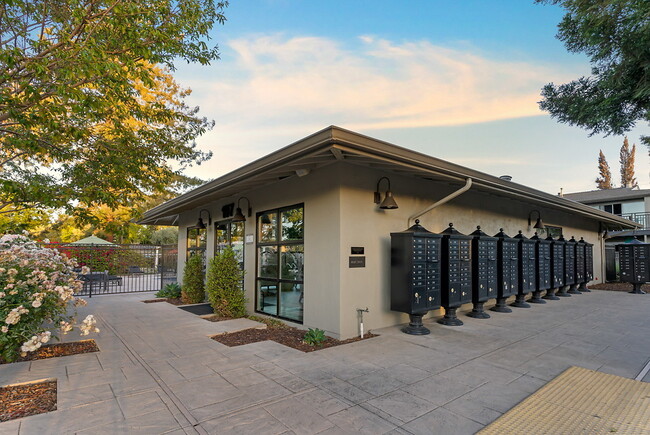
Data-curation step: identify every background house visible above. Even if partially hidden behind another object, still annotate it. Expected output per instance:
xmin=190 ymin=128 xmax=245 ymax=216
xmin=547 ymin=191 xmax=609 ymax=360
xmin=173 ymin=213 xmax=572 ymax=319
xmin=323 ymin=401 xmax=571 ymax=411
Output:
xmin=141 ymin=127 xmax=637 ymax=339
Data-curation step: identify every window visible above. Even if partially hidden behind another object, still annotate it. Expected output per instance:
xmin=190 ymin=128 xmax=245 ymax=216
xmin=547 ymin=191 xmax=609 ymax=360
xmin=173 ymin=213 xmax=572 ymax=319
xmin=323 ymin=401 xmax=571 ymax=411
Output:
xmin=545 ymin=225 xmax=563 ymax=239
xmin=215 ymin=220 xmax=245 ymax=269
xmin=602 ymin=203 xmax=622 ymax=215
xmin=186 ymin=227 xmax=206 ymax=259
xmin=256 ymin=205 xmax=304 ymax=323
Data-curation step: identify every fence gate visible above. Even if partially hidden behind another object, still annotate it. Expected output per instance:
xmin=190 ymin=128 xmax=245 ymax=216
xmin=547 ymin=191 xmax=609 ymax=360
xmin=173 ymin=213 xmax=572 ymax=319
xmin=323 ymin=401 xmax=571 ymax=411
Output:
xmin=46 ymin=243 xmax=178 ymax=297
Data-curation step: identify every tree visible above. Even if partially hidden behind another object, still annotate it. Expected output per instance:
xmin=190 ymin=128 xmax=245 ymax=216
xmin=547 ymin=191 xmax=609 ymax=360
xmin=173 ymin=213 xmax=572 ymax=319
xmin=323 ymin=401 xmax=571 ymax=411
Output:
xmin=1 ymin=0 xmax=226 ymax=215
xmin=537 ymin=1 xmax=650 ymax=148
xmin=595 ymin=150 xmax=613 ymax=189
xmin=619 ymin=137 xmax=638 ymax=188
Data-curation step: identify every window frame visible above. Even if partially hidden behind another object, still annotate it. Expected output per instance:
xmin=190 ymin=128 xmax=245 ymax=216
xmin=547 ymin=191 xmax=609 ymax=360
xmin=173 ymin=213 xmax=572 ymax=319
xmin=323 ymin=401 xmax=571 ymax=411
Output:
xmin=254 ymin=203 xmax=304 ymax=323
xmin=186 ymin=226 xmax=207 ymax=259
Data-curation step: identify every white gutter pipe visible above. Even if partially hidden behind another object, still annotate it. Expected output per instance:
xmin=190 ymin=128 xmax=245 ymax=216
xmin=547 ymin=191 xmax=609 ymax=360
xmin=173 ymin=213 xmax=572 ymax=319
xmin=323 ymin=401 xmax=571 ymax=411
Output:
xmin=408 ymin=178 xmax=473 ymax=227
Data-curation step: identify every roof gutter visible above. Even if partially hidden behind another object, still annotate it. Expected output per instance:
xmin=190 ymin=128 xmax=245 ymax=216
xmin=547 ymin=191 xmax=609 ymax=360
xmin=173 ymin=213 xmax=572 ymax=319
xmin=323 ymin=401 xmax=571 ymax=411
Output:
xmin=408 ymin=178 xmax=473 ymax=227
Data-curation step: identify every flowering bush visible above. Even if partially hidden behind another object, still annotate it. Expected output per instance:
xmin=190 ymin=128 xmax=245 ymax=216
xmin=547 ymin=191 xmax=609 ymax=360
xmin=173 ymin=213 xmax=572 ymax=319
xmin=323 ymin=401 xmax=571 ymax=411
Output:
xmin=0 ymin=234 xmax=99 ymax=362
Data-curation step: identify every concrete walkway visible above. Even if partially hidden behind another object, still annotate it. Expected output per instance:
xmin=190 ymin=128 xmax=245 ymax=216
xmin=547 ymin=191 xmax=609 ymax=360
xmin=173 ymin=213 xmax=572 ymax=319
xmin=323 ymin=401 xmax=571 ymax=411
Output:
xmin=1 ymin=290 xmax=649 ymax=434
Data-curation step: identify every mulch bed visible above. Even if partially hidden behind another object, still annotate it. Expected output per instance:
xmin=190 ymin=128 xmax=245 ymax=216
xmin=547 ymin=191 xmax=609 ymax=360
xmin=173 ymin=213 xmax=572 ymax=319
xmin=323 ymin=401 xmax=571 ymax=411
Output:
xmin=0 ymin=340 xmax=99 ymax=365
xmin=589 ymin=283 xmax=650 ymax=293
xmin=142 ymin=298 xmax=184 ymax=305
xmin=212 ymin=326 xmax=377 ymax=352
xmin=0 ymin=379 xmax=57 ymax=422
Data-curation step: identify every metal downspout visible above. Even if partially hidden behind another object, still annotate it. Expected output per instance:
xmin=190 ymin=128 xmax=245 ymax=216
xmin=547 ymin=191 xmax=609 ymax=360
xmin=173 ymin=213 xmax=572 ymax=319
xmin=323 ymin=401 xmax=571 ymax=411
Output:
xmin=408 ymin=178 xmax=473 ymax=227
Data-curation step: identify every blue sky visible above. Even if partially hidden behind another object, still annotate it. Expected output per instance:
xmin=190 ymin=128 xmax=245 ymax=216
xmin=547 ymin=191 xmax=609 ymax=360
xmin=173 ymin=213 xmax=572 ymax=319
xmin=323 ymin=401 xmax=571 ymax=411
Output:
xmin=174 ymin=0 xmax=648 ymax=194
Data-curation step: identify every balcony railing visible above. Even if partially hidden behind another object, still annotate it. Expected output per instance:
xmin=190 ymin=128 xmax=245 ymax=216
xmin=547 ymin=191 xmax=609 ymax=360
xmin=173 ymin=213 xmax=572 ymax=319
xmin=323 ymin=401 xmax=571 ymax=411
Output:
xmin=621 ymin=212 xmax=650 ymax=230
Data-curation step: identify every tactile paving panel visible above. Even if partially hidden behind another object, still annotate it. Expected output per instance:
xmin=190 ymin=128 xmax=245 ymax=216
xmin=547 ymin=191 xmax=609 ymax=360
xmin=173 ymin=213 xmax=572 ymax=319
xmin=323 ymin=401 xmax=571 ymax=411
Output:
xmin=479 ymin=366 xmax=650 ymax=434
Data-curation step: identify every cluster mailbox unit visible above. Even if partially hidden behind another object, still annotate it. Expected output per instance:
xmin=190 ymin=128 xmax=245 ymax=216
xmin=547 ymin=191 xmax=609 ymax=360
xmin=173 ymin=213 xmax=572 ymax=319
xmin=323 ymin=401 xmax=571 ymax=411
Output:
xmin=577 ymin=238 xmax=592 ymax=292
xmin=543 ymin=235 xmax=563 ymax=300
xmin=390 ymin=221 xmax=599 ymax=335
xmin=530 ymin=233 xmax=550 ymax=303
xmin=617 ymin=239 xmax=650 ymax=294
xmin=439 ymin=223 xmax=472 ymax=326
xmin=390 ymin=220 xmax=442 ymax=334
xmin=467 ymin=226 xmax=498 ymax=319
xmin=491 ymin=229 xmax=518 ymax=313
xmin=512 ymin=231 xmax=536 ymax=308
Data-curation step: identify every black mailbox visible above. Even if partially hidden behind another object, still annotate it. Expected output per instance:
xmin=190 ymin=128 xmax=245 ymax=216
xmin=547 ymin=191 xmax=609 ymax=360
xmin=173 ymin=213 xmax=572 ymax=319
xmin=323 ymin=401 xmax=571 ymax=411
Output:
xmin=529 ymin=232 xmax=550 ymax=304
xmin=490 ymin=228 xmax=518 ymax=313
xmin=576 ymin=237 xmax=594 ymax=292
xmin=617 ymin=239 xmax=650 ymax=294
xmin=557 ymin=235 xmax=575 ymax=297
xmin=582 ymin=238 xmax=594 ymax=292
xmin=391 ymin=219 xmax=443 ymax=334
xmin=543 ymin=235 xmax=563 ymax=300
xmin=575 ymin=237 xmax=586 ymax=284
xmin=439 ymin=223 xmax=472 ymax=326
xmin=567 ymin=236 xmax=581 ymax=294
xmin=512 ymin=230 xmax=536 ymax=308
xmin=467 ymin=226 xmax=498 ymax=319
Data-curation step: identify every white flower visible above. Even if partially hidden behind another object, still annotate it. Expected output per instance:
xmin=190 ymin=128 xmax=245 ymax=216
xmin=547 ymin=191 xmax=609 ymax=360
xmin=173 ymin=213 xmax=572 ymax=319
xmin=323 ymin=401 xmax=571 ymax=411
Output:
xmin=32 ymin=299 xmax=42 ymax=308
xmin=5 ymin=306 xmax=28 ymax=325
xmin=1 ymin=326 xmax=8 ymax=333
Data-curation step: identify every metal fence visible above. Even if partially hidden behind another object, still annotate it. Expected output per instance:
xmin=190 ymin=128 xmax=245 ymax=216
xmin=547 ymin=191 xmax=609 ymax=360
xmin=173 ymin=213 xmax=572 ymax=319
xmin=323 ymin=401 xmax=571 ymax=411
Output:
xmin=44 ymin=243 xmax=178 ymax=297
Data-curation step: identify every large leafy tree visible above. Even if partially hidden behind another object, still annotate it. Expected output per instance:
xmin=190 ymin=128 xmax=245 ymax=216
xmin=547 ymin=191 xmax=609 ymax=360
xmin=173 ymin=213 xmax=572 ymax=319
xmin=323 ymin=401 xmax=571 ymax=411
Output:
xmin=0 ymin=0 xmax=226 ymax=215
xmin=537 ymin=1 xmax=650 ymax=147
xmin=595 ymin=149 xmax=613 ymax=189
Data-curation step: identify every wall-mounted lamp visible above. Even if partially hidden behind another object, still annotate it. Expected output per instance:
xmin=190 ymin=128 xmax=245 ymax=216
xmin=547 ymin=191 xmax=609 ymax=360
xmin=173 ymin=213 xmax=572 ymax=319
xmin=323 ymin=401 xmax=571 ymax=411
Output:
xmin=374 ymin=176 xmax=398 ymax=209
xmin=232 ymin=197 xmax=252 ymax=222
xmin=196 ymin=209 xmax=212 ymax=229
xmin=528 ymin=210 xmax=545 ymax=229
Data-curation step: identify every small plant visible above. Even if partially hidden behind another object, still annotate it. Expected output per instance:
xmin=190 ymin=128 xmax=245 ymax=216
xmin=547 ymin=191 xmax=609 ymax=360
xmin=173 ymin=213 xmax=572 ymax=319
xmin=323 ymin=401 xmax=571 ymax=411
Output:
xmin=206 ymin=247 xmax=246 ymax=318
xmin=155 ymin=283 xmax=181 ymax=299
xmin=181 ymin=254 xmax=205 ymax=304
xmin=302 ymin=328 xmax=326 ymax=347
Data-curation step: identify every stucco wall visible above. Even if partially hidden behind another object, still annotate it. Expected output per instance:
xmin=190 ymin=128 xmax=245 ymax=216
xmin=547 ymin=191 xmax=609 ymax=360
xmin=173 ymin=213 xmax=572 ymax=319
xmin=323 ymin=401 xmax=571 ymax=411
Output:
xmin=337 ymin=163 xmax=605 ymax=340
xmin=176 ymin=165 xmax=343 ymax=337
xmin=176 ymin=161 xmax=607 ymax=341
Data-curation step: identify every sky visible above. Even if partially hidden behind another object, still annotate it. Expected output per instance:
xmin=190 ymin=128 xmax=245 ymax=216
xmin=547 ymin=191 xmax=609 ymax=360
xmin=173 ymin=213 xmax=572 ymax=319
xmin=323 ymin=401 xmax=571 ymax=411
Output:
xmin=173 ymin=0 xmax=649 ymax=195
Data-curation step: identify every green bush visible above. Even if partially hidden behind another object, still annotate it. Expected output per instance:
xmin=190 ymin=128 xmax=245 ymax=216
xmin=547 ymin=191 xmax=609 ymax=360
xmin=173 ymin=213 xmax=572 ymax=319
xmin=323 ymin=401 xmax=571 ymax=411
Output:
xmin=303 ymin=328 xmax=326 ymax=347
xmin=181 ymin=254 xmax=205 ymax=304
xmin=155 ymin=283 xmax=181 ymax=299
xmin=206 ymin=247 xmax=246 ymax=318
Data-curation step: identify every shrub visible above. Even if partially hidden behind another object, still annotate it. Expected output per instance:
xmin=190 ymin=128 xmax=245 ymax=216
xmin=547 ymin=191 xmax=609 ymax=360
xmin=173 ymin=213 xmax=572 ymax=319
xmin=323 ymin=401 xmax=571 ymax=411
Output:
xmin=302 ymin=328 xmax=326 ymax=347
xmin=0 ymin=234 xmax=99 ymax=362
xmin=155 ymin=283 xmax=181 ymax=299
xmin=206 ymin=247 xmax=246 ymax=318
xmin=181 ymin=254 xmax=204 ymax=304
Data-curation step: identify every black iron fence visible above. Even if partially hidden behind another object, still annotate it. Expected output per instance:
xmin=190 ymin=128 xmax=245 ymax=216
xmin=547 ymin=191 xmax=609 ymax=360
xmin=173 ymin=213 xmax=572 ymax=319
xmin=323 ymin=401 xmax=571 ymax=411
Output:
xmin=44 ymin=243 xmax=178 ymax=296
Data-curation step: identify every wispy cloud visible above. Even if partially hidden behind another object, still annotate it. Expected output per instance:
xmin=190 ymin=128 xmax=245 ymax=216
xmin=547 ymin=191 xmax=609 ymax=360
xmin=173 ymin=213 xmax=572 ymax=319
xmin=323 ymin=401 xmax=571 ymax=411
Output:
xmin=189 ymin=34 xmax=571 ymax=133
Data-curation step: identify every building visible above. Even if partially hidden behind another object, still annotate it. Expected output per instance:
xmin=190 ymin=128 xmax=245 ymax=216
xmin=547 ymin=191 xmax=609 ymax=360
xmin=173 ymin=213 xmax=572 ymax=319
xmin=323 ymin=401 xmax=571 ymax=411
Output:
xmin=563 ymin=187 xmax=650 ymax=243
xmin=140 ymin=126 xmax=637 ymax=339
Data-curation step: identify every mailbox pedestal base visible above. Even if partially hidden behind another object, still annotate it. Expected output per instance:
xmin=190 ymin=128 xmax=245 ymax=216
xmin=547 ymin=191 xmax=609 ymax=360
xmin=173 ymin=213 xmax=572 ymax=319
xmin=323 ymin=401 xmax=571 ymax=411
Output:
xmin=490 ymin=297 xmax=512 ymax=313
xmin=578 ymin=283 xmax=591 ymax=292
xmin=556 ymin=286 xmax=571 ymax=297
xmin=629 ymin=283 xmax=646 ymax=294
xmin=529 ymin=291 xmax=546 ymax=304
xmin=438 ymin=307 xmax=463 ymax=326
xmin=467 ymin=302 xmax=490 ymax=319
xmin=543 ymin=288 xmax=560 ymax=300
xmin=402 ymin=314 xmax=430 ymax=335
xmin=511 ymin=294 xmax=531 ymax=308
xmin=567 ymin=284 xmax=582 ymax=295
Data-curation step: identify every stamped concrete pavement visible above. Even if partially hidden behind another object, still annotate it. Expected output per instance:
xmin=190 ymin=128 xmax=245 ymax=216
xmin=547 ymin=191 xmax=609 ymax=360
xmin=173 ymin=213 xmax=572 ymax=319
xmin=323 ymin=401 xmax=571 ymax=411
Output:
xmin=1 ymin=290 xmax=649 ymax=434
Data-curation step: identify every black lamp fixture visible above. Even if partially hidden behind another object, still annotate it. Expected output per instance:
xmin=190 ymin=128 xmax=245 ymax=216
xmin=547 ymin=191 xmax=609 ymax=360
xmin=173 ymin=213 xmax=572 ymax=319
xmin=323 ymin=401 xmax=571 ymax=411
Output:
xmin=196 ymin=209 xmax=212 ymax=229
xmin=528 ymin=210 xmax=545 ymax=230
xmin=374 ymin=176 xmax=398 ymax=209
xmin=232 ymin=197 xmax=252 ymax=222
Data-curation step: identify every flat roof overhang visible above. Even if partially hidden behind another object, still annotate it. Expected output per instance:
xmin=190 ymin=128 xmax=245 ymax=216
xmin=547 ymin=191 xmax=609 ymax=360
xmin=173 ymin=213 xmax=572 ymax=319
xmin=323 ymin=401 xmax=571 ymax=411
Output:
xmin=139 ymin=126 xmax=641 ymax=231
